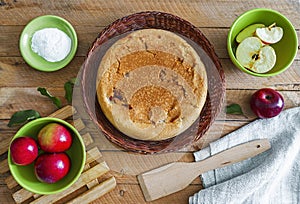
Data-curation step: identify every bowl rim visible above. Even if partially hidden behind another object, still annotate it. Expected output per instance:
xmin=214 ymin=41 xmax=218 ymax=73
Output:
xmin=19 ymin=14 xmax=78 ymax=72
xmin=8 ymin=117 xmax=86 ymax=195
xmin=227 ymin=8 xmax=298 ymax=77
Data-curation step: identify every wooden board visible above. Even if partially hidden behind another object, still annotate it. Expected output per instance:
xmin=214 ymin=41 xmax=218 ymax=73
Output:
xmin=1 ymin=1 xmax=299 ymax=203
xmin=0 ymin=106 xmax=116 ymax=204
xmin=0 ymin=27 xmax=299 ymax=58
xmin=0 ymin=0 xmax=299 ymax=28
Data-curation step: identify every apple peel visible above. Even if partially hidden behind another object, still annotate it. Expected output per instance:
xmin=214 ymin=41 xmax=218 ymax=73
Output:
xmin=236 ymin=24 xmax=265 ymax=43
xmin=10 ymin=137 xmax=39 ymax=166
xmin=250 ymin=88 xmax=284 ymax=118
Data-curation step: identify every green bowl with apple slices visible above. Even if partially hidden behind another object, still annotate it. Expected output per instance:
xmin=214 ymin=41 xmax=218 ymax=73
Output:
xmin=8 ymin=117 xmax=86 ymax=195
xmin=227 ymin=8 xmax=298 ymax=77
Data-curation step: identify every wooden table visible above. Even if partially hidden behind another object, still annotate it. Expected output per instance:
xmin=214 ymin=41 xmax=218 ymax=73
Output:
xmin=1 ymin=1 xmax=299 ymax=203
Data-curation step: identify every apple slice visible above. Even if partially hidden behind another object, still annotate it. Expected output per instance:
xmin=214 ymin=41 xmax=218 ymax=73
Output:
xmin=256 ymin=23 xmax=283 ymax=44
xmin=236 ymin=37 xmax=276 ymax=73
xmin=236 ymin=24 xmax=265 ymax=43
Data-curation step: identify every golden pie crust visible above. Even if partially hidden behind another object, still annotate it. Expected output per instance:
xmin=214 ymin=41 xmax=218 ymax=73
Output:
xmin=96 ymin=29 xmax=207 ymax=141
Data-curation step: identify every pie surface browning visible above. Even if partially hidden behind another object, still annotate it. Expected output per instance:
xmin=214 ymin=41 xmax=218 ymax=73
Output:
xmin=96 ymin=29 xmax=207 ymax=141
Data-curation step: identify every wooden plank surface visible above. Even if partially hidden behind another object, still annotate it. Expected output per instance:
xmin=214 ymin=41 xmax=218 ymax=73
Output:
xmin=0 ymin=26 xmax=299 ymax=58
xmin=1 ymin=0 xmax=299 ymax=203
xmin=0 ymin=0 xmax=299 ymax=28
xmin=1 ymin=88 xmax=299 ymax=120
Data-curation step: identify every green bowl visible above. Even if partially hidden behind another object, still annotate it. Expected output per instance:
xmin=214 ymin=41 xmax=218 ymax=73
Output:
xmin=19 ymin=15 xmax=78 ymax=72
xmin=8 ymin=117 xmax=86 ymax=195
xmin=227 ymin=8 xmax=298 ymax=77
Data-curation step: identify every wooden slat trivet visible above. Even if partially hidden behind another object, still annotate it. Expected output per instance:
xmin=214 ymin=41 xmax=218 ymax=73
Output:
xmin=0 ymin=105 xmax=116 ymax=204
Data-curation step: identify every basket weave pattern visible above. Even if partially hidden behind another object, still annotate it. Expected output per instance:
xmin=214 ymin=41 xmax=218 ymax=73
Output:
xmin=82 ymin=11 xmax=225 ymax=154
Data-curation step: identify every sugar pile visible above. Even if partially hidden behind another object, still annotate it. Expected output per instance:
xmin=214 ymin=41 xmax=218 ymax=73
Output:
xmin=31 ymin=28 xmax=71 ymax=62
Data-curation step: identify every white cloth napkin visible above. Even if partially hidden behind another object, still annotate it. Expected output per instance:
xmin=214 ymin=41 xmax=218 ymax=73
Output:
xmin=189 ymin=107 xmax=300 ymax=204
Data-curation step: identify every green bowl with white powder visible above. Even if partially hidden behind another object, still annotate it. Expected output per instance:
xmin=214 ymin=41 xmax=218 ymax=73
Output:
xmin=19 ymin=15 xmax=78 ymax=72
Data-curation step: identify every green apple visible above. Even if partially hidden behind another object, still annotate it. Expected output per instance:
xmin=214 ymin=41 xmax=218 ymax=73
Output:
xmin=236 ymin=24 xmax=265 ymax=43
xmin=236 ymin=37 xmax=276 ymax=73
xmin=256 ymin=24 xmax=283 ymax=44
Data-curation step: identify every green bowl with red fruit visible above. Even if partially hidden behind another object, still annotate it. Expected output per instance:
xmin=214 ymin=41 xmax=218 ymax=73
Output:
xmin=227 ymin=8 xmax=298 ymax=77
xmin=8 ymin=117 xmax=86 ymax=195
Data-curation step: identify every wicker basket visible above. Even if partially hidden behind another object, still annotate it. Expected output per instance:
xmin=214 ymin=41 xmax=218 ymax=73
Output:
xmin=81 ymin=11 xmax=225 ymax=154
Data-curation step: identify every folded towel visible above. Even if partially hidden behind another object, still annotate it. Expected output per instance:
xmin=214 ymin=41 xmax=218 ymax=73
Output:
xmin=189 ymin=107 xmax=300 ymax=204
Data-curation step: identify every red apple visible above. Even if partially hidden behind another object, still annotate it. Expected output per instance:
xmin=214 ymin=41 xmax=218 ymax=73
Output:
xmin=38 ymin=123 xmax=72 ymax=152
xmin=34 ymin=152 xmax=71 ymax=183
xmin=250 ymin=88 xmax=284 ymax=119
xmin=10 ymin=136 xmax=38 ymax=166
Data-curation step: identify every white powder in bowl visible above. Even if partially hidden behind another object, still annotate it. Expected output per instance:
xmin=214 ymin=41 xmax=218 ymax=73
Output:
xmin=31 ymin=28 xmax=72 ymax=62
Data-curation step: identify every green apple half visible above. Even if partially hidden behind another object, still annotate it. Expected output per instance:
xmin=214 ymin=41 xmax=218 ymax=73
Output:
xmin=236 ymin=37 xmax=276 ymax=73
xmin=236 ymin=24 xmax=265 ymax=43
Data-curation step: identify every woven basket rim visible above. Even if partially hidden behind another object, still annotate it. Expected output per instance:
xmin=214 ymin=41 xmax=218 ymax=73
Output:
xmin=81 ymin=11 xmax=226 ymax=154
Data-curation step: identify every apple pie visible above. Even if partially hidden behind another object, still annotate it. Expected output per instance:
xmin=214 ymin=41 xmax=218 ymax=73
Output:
xmin=96 ymin=29 xmax=207 ymax=141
